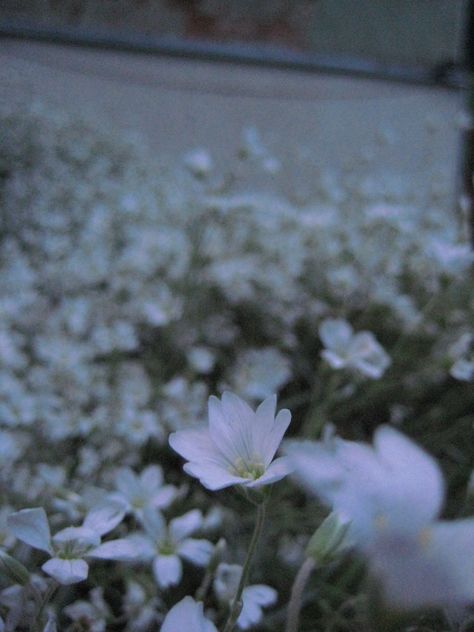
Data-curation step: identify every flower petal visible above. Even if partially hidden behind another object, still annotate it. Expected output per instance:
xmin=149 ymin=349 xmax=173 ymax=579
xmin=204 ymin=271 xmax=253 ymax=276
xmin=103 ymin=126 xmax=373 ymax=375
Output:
xmin=53 ymin=526 xmax=100 ymax=549
xmin=284 ymin=439 xmax=344 ymax=503
xmin=238 ymin=585 xmax=277 ymax=629
xmin=141 ymin=507 xmax=166 ymax=540
xmin=8 ymin=508 xmax=52 ymax=554
xmin=427 ymin=519 xmax=474 ymax=605
xmin=161 ymin=597 xmax=217 ymax=632
xmin=321 ymin=349 xmax=347 ymax=370
xmin=374 ymin=425 xmax=444 ymax=530
xmin=319 ymin=319 xmax=353 ymax=351
xmin=177 ymin=538 xmax=214 ymax=566
xmin=261 ymin=408 xmax=291 ymax=466
xmin=89 ymin=538 xmax=144 ymax=561
xmin=83 ymin=501 xmax=127 ymax=536
xmin=153 ymin=554 xmax=182 ymax=588
xmin=42 ymin=558 xmax=89 ymax=585
xmin=140 ymin=465 xmax=164 ymax=490
xmin=153 ymin=485 xmax=178 ymax=509
xmin=170 ymin=509 xmax=203 ymax=542
xmin=169 ymin=427 xmax=218 ymax=463
xmin=208 ymin=394 xmax=250 ymax=465
xmin=115 ymin=468 xmax=141 ymax=499
xmin=183 ymin=461 xmax=249 ymax=491
xmin=123 ymin=534 xmax=156 ymax=559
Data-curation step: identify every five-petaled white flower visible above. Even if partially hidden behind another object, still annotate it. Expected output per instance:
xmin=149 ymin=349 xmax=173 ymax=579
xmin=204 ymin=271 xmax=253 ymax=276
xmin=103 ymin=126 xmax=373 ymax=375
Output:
xmin=161 ymin=596 xmax=217 ymax=632
xmin=169 ymin=392 xmax=292 ymax=491
xmin=129 ymin=508 xmax=213 ymax=589
xmin=110 ymin=465 xmax=178 ymax=520
xmin=319 ymin=318 xmax=391 ymax=379
xmin=8 ymin=503 xmax=139 ymax=585
xmin=286 ymin=426 xmax=474 ymax=611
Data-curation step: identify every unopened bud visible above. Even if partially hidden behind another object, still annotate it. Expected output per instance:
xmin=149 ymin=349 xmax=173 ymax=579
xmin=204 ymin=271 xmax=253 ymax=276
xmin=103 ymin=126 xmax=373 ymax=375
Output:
xmin=0 ymin=549 xmax=30 ymax=586
xmin=305 ymin=512 xmax=350 ymax=566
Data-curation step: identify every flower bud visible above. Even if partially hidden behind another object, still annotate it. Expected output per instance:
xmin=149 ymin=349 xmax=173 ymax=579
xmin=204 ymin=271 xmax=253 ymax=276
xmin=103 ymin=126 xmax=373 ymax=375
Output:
xmin=305 ymin=512 xmax=350 ymax=566
xmin=0 ymin=549 xmax=30 ymax=586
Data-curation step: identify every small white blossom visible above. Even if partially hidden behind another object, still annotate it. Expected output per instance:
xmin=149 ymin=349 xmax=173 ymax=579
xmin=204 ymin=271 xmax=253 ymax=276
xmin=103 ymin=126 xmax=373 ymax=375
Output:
xmin=319 ymin=319 xmax=391 ymax=379
xmin=111 ymin=465 xmax=178 ymax=519
xmin=169 ymin=392 xmax=292 ymax=491
xmin=8 ymin=504 xmax=137 ymax=585
xmin=129 ymin=508 xmax=213 ymax=589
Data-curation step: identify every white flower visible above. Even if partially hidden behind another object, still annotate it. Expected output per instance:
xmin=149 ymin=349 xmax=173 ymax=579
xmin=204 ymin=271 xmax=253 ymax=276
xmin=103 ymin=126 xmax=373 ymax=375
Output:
xmin=319 ymin=319 xmax=391 ymax=379
xmin=286 ymin=426 xmax=474 ymax=610
xmin=169 ymin=392 xmax=292 ymax=491
xmin=214 ymin=563 xmax=277 ymax=629
xmin=8 ymin=503 xmax=138 ymax=585
xmin=226 ymin=347 xmax=291 ymax=401
xmin=161 ymin=596 xmax=217 ymax=632
xmin=129 ymin=508 xmax=213 ymax=589
xmin=110 ymin=465 xmax=178 ymax=519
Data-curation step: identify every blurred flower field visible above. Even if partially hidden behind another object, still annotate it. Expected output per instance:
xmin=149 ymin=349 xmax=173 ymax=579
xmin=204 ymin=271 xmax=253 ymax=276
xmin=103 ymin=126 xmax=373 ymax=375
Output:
xmin=1 ymin=103 xmax=474 ymax=631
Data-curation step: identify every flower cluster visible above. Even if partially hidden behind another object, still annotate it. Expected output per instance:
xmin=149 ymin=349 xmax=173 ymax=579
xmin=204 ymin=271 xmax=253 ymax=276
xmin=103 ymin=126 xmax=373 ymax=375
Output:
xmin=1 ymin=102 xmax=473 ymax=631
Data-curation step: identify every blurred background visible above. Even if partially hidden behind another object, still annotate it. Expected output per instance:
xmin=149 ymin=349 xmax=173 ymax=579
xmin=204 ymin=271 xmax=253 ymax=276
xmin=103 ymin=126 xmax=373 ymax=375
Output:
xmin=0 ymin=0 xmax=470 ymax=207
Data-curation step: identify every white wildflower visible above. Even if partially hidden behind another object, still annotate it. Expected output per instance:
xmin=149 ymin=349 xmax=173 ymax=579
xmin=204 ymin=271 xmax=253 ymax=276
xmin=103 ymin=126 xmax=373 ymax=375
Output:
xmin=319 ymin=319 xmax=391 ymax=379
xmin=169 ymin=392 xmax=292 ymax=491
xmin=129 ymin=508 xmax=213 ymax=589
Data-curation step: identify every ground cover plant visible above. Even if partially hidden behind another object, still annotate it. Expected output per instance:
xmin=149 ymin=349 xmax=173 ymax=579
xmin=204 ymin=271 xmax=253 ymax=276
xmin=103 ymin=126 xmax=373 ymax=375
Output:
xmin=1 ymin=103 xmax=474 ymax=631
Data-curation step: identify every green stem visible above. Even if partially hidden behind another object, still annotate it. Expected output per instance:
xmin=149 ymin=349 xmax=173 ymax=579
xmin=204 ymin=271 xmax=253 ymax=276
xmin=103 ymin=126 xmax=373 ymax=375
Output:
xmin=303 ymin=369 xmax=341 ymax=438
xmin=223 ymin=500 xmax=267 ymax=632
xmin=285 ymin=557 xmax=316 ymax=632
xmin=35 ymin=580 xmax=58 ymax=630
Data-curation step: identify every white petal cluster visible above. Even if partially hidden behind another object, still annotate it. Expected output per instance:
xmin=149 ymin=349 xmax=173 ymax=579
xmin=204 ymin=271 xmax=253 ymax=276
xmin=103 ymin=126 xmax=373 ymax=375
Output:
xmin=286 ymin=426 xmax=474 ymax=610
xmin=169 ymin=393 xmax=292 ymax=490
xmin=7 ymin=503 xmax=137 ymax=585
xmin=111 ymin=465 xmax=178 ymax=520
xmin=319 ymin=319 xmax=391 ymax=379
xmin=129 ymin=508 xmax=214 ymax=588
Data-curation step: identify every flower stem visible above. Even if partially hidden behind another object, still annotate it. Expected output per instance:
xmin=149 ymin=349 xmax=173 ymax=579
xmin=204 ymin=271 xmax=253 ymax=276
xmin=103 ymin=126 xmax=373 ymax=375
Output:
xmin=223 ymin=499 xmax=267 ymax=632
xmin=35 ymin=580 xmax=58 ymax=630
xmin=285 ymin=557 xmax=316 ymax=632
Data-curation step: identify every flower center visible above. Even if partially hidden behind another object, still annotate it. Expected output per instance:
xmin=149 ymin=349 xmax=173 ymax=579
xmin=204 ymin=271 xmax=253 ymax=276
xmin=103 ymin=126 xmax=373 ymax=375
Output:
xmin=158 ymin=538 xmax=175 ymax=556
xmin=56 ymin=540 xmax=90 ymax=559
xmin=232 ymin=457 xmax=265 ymax=480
